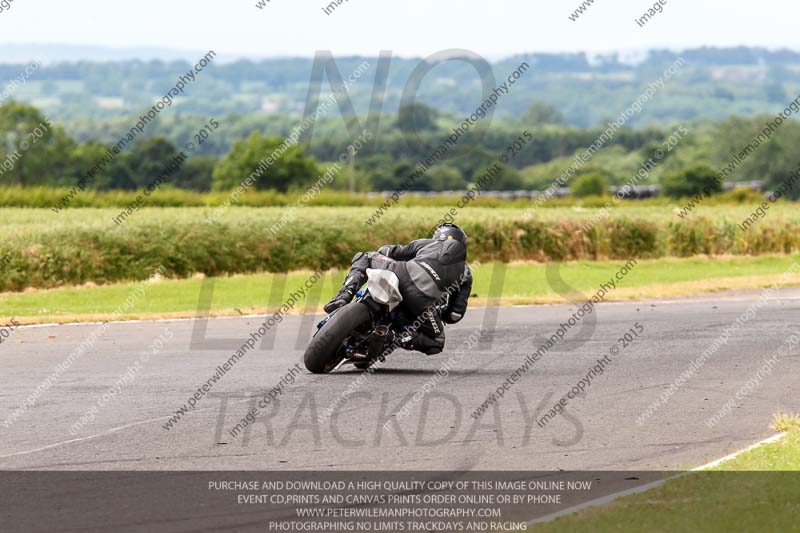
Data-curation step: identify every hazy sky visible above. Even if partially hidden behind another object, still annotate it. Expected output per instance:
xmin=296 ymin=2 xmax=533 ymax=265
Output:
xmin=0 ymin=0 xmax=796 ymax=59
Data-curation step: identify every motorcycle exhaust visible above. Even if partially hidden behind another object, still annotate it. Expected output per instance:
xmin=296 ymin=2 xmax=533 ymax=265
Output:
xmin=367 ymin=325 xmax=390 ymax=361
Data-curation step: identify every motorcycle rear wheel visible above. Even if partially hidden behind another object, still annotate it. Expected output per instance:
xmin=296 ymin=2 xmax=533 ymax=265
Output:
xmin=303 ymin=302 xmax=371 ymax=374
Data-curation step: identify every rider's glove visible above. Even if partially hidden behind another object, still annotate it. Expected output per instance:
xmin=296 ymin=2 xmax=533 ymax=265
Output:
xmin=377 ymin=245 xmax=393 ymax=257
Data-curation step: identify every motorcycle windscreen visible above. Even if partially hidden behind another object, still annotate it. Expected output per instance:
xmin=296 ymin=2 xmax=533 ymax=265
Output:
xmin=365 ymin=268 xmax=404 ymax=311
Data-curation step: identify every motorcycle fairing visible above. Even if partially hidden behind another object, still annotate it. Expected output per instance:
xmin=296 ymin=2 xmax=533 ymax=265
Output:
xmin=365 ymin=268 xmax=403 ymax=311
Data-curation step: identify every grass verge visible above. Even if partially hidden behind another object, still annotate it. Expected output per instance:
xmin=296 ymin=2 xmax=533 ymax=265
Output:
xmin=2 ymin=254 xmax=800 ymax=325
xmin=529 ymin=419 xmax=800 ymax=532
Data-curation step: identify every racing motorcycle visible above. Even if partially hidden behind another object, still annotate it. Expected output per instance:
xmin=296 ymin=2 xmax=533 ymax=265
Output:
xmin=303 ymin=268 xmax=415 ymax=374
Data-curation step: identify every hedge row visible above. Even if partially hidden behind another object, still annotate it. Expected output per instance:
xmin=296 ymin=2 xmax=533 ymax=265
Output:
xmin=1 ymin=214 xmax=799 ymax=291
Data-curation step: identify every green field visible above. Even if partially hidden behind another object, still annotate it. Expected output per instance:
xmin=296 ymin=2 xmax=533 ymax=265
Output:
xmin=4 ymin=203 xmax=800 ymax=231
xmin=4 ymin=255 xmax=800 ymax=324
xmin=0 ymin=184 xmax=771 ymax=210
xmin=529 ymin=420 xmax=800 ymax=533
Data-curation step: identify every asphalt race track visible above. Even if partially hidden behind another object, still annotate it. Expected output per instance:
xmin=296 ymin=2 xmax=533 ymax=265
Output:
xmin=2 ymin=288 xmax=799 ymax=472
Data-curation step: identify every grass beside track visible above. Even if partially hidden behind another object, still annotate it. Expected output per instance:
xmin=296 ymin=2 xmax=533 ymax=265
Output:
xmin=3 ymin=254 xmax=800 ymax=325
xmin=528 ymin=421 xmax=800 ymax=533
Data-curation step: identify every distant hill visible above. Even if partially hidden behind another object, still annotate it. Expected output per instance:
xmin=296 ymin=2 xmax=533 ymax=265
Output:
xmin=0 ymin=43 xmax=254 ymax=64
xmin=2 ymin=46 xmax=800 ymax=126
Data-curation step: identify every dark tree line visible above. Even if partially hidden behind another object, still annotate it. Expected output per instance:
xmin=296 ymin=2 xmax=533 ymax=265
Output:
xmin=1 ymin=101 xmax=799 ymax=198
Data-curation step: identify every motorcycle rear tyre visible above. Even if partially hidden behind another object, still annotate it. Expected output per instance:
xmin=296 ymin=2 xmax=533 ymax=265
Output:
xmin=303 ymin=302 xmax=371 ymax=374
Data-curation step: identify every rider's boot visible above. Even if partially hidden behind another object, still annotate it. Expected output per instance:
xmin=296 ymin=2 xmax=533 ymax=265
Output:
xmin=396 ymin=331 xmax=416 ymax=351
xmin=397 ymin=330 xmax=443 ymax=355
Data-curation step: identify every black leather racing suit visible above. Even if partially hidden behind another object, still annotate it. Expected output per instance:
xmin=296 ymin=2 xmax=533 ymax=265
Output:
xmin=340 ymin=238 xmax=473 ymax=355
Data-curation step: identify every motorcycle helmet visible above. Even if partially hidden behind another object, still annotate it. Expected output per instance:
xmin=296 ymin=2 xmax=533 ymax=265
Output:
xmin=432 ymin=223 xmax=468 ymax=247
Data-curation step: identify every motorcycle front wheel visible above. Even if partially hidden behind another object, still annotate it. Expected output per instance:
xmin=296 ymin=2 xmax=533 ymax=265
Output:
xmin=303 ymin=301 xmax=371 ymax=374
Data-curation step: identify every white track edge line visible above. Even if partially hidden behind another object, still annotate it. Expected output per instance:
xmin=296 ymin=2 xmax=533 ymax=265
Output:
xmin=526 ymin=431 xmax=788 ymax=526
xmin=691 ymin=432 xmax=787 ymax=471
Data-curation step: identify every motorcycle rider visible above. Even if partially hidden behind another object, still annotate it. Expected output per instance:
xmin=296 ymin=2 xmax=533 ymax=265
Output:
xmin=323 ymin=223 xmax=473 ymax=355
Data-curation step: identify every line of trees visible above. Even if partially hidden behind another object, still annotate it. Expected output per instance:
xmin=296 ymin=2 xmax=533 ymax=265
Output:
xmin=1 ymin=101 xmax=798 ymax=198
